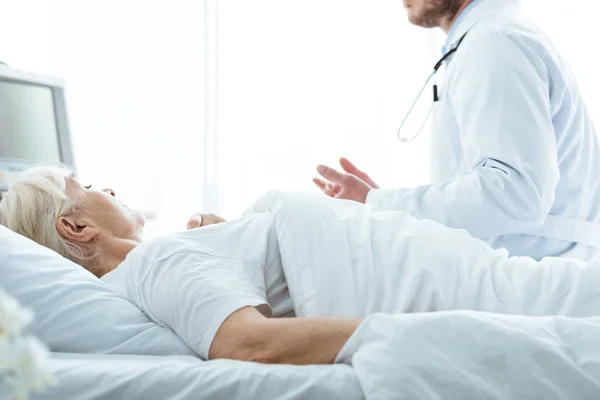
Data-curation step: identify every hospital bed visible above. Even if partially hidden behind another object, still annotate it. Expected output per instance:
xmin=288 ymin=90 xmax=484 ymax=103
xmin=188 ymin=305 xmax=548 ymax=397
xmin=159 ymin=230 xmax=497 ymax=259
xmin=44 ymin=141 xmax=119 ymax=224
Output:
xmin=6 ymin=196 xmax=600 ymax=399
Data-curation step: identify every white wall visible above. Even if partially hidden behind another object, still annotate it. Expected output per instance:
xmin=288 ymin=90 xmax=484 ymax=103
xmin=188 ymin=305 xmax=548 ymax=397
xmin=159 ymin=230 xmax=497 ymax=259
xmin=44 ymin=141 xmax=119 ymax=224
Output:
xmin=216 ymin=0 xmax=441 ymax=217
xmin=0 ymin=0 xmax=206 ymax=236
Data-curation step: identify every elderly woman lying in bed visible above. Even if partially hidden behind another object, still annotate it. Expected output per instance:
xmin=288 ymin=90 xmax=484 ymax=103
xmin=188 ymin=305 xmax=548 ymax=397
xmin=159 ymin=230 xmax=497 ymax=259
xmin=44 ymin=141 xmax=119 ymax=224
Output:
xmin=2 ymin=167 xmax=600 ymax=365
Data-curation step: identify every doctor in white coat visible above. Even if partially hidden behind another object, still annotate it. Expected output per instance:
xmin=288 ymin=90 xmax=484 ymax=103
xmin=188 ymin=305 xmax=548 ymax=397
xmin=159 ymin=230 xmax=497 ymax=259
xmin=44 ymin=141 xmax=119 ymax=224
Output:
xmin=314 ymin=0 xmax=600 ymax=261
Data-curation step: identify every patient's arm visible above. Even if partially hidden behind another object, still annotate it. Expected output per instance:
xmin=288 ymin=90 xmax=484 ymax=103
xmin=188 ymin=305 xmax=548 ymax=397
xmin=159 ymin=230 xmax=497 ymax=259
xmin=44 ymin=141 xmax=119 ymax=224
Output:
xmin=209 ymin=307 xmax=361 ymax=364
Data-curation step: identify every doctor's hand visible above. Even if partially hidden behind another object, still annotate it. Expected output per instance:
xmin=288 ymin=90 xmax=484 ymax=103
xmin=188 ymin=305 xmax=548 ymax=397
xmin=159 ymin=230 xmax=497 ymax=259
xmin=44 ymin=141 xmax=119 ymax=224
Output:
xmin=187 ymin=213 xmax=226 ymax=230
xmin=313 ymin=158 xmax=379 ymax=204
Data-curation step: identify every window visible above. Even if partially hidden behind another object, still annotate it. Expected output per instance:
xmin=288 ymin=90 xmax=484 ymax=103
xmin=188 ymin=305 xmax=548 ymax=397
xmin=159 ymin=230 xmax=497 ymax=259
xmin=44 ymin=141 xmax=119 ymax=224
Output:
xmin=0 ymin=0 xmax=206 ymax=237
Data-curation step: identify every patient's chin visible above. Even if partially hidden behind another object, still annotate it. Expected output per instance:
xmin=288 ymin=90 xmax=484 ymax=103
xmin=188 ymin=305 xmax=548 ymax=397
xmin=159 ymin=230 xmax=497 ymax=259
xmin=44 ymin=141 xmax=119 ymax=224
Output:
xmin=127 ymin=208 xmax=146 ymax=227
xmin=130 ymin=211 xmax=146 ymax=237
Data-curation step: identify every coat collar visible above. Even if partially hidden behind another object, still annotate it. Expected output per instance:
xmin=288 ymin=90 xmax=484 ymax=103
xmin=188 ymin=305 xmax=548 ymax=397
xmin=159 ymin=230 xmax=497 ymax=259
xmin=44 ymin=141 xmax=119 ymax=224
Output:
xmin=441 ymin=0 xmax=522 ymax=55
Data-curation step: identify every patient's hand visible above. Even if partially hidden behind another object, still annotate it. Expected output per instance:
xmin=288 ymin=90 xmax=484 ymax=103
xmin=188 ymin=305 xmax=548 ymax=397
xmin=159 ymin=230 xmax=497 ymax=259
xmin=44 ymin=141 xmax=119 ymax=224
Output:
xmin=187 ymin=213 xmax=226 ymax=229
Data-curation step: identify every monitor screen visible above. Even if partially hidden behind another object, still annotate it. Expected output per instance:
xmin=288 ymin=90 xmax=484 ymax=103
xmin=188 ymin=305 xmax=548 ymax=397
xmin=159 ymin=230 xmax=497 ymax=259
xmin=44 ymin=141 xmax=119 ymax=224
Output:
xmin=0 ymin=80 xmax=62 ymax=165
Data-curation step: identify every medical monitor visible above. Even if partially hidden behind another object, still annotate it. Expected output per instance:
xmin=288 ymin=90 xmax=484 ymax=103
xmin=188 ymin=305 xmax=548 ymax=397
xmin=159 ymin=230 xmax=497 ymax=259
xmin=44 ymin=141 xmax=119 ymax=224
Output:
xmin=0 ymin=65 xmax=76 ymax=195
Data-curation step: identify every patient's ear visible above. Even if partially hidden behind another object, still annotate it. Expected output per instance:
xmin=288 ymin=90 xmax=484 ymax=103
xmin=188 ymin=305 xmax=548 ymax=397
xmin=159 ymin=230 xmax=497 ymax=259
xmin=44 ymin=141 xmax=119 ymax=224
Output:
xmin=56 ymin=216 xmax=100 ymax=243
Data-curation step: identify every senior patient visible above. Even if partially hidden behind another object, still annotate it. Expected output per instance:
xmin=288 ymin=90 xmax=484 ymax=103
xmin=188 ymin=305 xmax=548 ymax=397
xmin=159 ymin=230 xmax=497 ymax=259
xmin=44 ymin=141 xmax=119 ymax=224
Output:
xmin=3 ymin=167 xmax=600 ymax=365
xmin=0 ymin=167 xmax=357 ymax=365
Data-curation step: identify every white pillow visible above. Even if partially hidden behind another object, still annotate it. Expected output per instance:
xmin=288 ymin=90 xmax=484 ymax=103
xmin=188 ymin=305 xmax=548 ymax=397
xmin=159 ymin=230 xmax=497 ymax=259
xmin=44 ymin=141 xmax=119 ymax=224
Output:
xmin=0 ymin=225 xmax=195 ymax=356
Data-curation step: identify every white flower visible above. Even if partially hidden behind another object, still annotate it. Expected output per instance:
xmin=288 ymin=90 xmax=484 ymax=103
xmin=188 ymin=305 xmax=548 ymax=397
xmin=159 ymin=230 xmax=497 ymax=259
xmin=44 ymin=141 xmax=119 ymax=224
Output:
xmin=0 ymin=291 xmax=54 ymax=400
xmin=6 ymin=337 xmax=55 ymax=393
xmin=0 ymin=293 xmax=32 ymax=340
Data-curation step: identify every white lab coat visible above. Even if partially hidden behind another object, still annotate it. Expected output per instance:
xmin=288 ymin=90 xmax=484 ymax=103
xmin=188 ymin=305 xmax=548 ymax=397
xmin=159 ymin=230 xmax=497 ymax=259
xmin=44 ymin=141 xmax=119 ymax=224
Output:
xmin=367 ymin=0 xmax=600 ymax=261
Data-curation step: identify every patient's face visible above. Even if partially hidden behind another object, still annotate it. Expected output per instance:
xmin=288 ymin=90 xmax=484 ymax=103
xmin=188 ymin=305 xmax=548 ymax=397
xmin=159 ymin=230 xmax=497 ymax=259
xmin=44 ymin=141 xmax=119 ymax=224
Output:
xmin=65 ymin=178 xmax=145 ymax=242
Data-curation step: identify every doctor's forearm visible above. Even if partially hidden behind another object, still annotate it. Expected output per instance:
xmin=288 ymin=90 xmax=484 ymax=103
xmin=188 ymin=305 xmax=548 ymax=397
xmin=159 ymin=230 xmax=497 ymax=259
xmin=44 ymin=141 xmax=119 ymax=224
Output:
xmin=367 ymin=166 xmax=555 ymax=239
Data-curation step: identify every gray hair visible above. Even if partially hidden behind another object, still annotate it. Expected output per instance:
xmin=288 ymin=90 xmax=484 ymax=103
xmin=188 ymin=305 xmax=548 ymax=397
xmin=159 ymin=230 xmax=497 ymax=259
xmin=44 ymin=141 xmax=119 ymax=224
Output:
xmin=0 ymin=167 xmax=92 ymax=264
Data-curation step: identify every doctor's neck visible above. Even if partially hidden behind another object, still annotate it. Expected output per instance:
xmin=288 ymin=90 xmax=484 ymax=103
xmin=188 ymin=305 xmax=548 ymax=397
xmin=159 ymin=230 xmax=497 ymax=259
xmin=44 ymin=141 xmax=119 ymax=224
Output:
xmin=439 ymin=0 xmax=475 ymax=33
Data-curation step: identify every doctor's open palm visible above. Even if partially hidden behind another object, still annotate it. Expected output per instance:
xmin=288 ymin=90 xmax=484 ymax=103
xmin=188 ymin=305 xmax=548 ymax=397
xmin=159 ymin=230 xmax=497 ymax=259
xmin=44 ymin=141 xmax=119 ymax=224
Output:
xmin=313 ymin=157 xmax=379 ymax=203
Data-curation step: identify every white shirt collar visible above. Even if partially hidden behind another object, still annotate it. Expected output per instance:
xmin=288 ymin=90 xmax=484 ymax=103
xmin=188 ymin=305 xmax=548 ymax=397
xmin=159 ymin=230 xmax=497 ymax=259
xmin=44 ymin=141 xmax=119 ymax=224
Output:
xmin=442 ymin=0 xmax=522 ymax=55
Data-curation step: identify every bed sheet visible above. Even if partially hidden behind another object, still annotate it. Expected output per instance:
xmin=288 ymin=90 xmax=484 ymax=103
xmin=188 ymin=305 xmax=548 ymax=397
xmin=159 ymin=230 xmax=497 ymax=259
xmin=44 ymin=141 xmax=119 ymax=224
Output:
xmin=32 ymin=353 xmax=363 ymax=400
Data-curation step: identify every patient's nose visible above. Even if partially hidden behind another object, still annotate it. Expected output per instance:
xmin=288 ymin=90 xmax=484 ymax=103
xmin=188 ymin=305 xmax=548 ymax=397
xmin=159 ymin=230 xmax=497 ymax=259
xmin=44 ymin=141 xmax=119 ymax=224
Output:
xmin=103 ymin=188 xmax=116 ymax=197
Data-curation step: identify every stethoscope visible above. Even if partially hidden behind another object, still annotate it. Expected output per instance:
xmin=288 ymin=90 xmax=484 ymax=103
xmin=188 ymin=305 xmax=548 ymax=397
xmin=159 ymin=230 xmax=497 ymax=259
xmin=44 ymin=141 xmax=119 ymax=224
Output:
xmin=397 ymin=31 xmax=469 ymax=142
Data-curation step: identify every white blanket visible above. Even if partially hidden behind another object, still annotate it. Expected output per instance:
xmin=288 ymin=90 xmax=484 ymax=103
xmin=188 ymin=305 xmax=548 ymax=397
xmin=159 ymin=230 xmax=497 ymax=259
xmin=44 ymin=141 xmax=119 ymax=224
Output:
xmin=246 ymin=190 xmax=600 ymax=318
xmin=336 ymin=311 xmax=600 ymax=399
xmin=246 ymin=191 xmax=600 ymax=399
